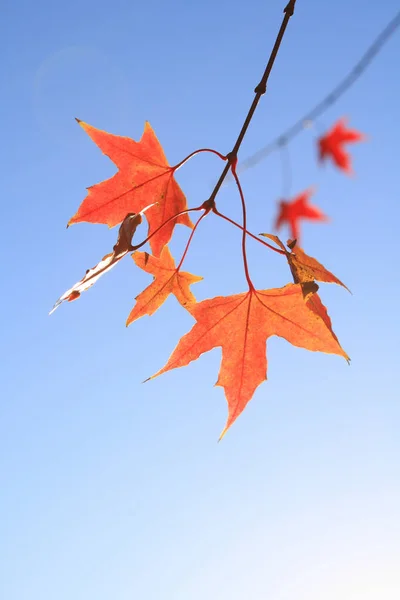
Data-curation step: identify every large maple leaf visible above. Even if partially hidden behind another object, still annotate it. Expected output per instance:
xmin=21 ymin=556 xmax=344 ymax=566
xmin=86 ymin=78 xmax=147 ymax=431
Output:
xmin=274 ymin=188 xmax=328 ymax=242
xmin=126 ymin=246 xmax=202 ymax=325
xmin=318 ymin=118 xmax=365 ymax=174
xmin=68 ymin=120 xmax=193 ymax=256
xmin=148 ymin=285 xmax=348 ymax=438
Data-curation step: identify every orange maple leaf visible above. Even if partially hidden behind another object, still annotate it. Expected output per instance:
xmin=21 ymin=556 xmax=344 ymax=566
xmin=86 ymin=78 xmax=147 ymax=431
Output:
xmin=148 ymin=285 xmax=348 ymax=438
xmin=318 ymin=118 xmax=365 ymax=174
xmin=126 ymin=246 xmax=202 ymax=325
xmin=274 ymin=188 xmax=328 ymax=243
xmin=68 ymin=120 xmax=193 ymax=256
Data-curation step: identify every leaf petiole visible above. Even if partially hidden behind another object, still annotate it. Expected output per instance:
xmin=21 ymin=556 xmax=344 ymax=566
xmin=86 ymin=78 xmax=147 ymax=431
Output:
xmin=176 ymin=210 xmax=210 ymax=272
xmin=230 ymin=165 xmax=254 ymax=291
xmin=131 ymin=204 xmax=205 ymax=252
xmin=174 ymin=148 xmax=227 ymax=171
xmin=213 ymin=207 xmax=286 ymax=255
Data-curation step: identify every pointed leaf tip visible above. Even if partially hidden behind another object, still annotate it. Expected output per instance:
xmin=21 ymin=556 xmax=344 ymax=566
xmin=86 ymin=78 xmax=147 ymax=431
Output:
xmin=218 ymin=427 xmax=228 ymax=442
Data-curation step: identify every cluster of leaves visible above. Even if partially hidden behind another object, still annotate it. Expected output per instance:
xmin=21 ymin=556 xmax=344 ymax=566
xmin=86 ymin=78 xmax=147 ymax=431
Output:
xmin=51 ymin=2 xmax=365 ymax=438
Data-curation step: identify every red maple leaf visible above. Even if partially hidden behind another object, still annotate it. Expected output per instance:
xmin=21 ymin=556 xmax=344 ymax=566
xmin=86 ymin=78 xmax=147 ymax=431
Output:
xmin=68 ymin=120 xmax=193 ymax=256
xmin=274 ymin=188 xmax=328 ymax=243
xmin=318 ymin=118 xmax=365 ymax=174
xmin=126 ymin=246 xmax=202 ymax=325
xmin=148 ymin=284 xmax=348 ymax=438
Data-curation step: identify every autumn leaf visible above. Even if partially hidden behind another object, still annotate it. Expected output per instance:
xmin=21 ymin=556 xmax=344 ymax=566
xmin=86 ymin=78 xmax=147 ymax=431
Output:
xmin=68 ymin=120 xmax=193 ymax=256
xmin=147 ymin=285 xmax=349 ymax=438
xmin=318 ymin=118 xmax=365 ymax=174
xmin=260 ymin=234 xmax=350 ymax=348
xmin=260 ymin=234 xmax=349 ymax=292
xmin=50 ymin=212 xmax=142 ymax=314
xmin=274 ymin=188 xmax=329 ymax=243
xmin=126 ymin=246 xmax=202 ymax=325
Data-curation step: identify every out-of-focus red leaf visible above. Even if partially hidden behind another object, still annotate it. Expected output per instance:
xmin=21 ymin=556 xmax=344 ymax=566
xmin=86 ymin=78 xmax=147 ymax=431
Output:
xmin=318 ymin=118 xmax=365 ymax=174
xmin=274 ymin=188 xmax=328 ymax=243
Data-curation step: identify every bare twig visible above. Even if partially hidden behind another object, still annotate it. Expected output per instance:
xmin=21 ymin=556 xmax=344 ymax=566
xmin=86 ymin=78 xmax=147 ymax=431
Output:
xmin=205 ymin=0 xmax=297 ymax=209
xmin=235 ymin=9 xmax=400 ymax=176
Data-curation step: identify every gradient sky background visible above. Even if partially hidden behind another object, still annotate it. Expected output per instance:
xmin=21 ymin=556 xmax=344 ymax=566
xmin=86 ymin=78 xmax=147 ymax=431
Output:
xmin=1 ymin=0 xmax=399 ymax=598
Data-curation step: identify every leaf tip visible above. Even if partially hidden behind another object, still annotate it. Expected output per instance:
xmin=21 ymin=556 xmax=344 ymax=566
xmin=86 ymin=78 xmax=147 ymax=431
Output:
xmin=49 ymin=298 xmax=62 ymax=315
xmin=143 ymin=120 xmax=154 ymax=136
xmin=66 ymin=215 xmax=76 ymax=228
xmin=218 ymin=427 xmax=228 ymax=442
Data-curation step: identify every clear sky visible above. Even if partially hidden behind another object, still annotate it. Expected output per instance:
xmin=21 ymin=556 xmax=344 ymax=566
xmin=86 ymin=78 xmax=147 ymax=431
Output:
xmin=1 ymin=0 xmax=399 ymax=598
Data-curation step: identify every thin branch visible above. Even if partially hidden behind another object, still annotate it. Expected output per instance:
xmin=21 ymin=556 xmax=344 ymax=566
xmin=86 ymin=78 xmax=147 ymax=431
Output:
xmin=205 ymin=0 xmax=297 ymax=208
xmin=279 ymin=141 xmax=292 ymax=198
xmin=236 ymin=9 xmax=400 ymax=176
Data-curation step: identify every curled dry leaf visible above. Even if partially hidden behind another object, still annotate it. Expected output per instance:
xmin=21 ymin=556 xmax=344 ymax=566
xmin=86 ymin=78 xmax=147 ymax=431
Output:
xmin=147 ymin=285 xmax=349 ymax=439
xmin=68 ymin=120 xmax=193 ymax=256
xmin=50 ymin=212 xmax=142 ymax=315
xmin=126 ymin=246 xmax=202 ymax=325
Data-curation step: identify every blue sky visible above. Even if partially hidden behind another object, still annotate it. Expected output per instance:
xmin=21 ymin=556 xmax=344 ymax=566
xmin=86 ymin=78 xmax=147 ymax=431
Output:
xmin=1 ymin=0 xmax=399 ymax=598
